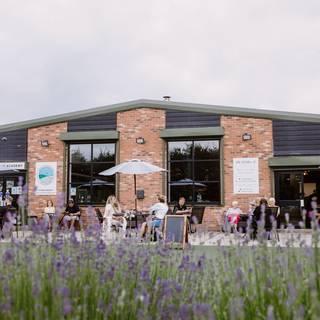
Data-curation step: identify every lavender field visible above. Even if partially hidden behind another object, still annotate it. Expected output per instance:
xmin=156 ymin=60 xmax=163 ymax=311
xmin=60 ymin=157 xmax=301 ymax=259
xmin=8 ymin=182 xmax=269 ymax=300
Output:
xmin=0 ymin=228 xmax=320 ymax=320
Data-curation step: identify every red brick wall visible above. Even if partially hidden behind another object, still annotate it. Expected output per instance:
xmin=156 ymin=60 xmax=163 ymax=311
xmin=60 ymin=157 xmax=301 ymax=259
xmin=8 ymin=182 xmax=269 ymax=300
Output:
xmin=27 ymin=123 xmax=67 ymax=216
xmin=202 ymin=116 xmax=273 ymax=230
xmin=222 ymin=115 xmax=273 ymax=205
xmin=25 ymin=110 xmax=274 ymax=231
xmin=117 ymin=108 xmax=166 ymax=210
xmin=174 ymin=116 xmax=273 ymax=230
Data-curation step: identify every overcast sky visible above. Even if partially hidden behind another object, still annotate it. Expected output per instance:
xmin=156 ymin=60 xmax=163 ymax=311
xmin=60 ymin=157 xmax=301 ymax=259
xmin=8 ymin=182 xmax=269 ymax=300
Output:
xmin=0 ymin=0 xmax=320 ymax=125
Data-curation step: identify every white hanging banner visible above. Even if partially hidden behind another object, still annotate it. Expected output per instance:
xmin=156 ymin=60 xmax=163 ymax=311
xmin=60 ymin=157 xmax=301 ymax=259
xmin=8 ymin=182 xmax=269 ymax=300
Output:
xmin=233 ymin=158 xmax=259 ymax=194
xmin=35 ymin=162 xmax=57 ymax=195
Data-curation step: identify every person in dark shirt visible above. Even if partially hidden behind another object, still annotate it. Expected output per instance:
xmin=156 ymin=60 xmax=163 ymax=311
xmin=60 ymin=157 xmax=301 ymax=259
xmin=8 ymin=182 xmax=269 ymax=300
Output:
xmin=173 ymin=196 xmax=194 ymax=233
xmin=60 ymin=199 xmax=81 ymax=229
xmin=252 ymin=198 xmax=273 ymax=239
xmin=173 ymin=196 xmax=191 ymax=215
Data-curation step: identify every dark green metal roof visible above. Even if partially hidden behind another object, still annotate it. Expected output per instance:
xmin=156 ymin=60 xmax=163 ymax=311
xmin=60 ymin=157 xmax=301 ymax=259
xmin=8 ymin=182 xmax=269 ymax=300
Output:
xmin=269 ymin=156 xmax=320 ymax=167
xmin=1 ymin=99 xmax=320 ymax=133
xmin=59 ymin=130 xmax=119 ymax=141
xmin=160 ymin=127 xmax=224 ymax=138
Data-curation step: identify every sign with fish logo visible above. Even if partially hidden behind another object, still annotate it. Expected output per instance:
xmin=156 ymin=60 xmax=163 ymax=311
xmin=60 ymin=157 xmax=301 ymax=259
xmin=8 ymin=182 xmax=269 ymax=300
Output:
xmin=35 ymin=162 xmax=57 ymax=195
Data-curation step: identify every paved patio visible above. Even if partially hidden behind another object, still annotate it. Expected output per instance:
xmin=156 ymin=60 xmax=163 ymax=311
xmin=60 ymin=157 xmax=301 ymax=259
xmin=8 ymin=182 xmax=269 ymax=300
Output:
xmin=1 ymin=229 xmax=317 ymax=248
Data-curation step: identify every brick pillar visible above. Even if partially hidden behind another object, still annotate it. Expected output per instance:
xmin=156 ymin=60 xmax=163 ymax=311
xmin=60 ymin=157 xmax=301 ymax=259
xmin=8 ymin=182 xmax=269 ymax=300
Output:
xmin=117 ymin=108 xmax=166 ymax=210
xmin=27 ymin=122 xmax=67 ymax=216
xmin=221 ymin=116 xmax=273 ymax=209
xmin=202 ymin=116 xmax=273 ymax=231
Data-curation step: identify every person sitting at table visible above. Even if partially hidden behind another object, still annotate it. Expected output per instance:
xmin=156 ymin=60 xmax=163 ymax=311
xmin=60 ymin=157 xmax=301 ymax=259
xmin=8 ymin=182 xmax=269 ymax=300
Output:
xmin=225 ymin=201 xmax=242 ymax=232
xmin=173 ymin=196 xmax=191 ymax=215
xmin=60 ymin=199 xmax=81 ymax=230
xmin=139 ymin=195 xmax=168 ymax=239
xmin=103 ymin=195 xmax=127 ymax=232
xmin=42 ymin=199 xmax=55 ymax=231
xmin=173 ymin=196 xmax=196 ymax=232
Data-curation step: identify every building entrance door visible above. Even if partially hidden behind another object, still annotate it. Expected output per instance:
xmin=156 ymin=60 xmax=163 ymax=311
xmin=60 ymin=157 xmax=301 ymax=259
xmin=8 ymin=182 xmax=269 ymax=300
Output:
xmin=0 ymin=173 xmax=26 ymax=208
xmin=275 ymin=171 xmax=304 ymax=227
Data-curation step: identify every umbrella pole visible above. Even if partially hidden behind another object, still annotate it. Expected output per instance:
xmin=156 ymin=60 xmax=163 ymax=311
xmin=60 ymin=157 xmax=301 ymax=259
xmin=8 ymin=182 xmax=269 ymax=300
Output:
xmin=134 ymin=174 xmax=137 ymax=211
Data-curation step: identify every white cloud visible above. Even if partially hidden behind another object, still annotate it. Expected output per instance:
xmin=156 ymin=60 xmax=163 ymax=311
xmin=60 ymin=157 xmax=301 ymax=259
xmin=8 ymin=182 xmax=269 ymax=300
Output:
xmin=0 ymin=0 xmax=320 ymax=124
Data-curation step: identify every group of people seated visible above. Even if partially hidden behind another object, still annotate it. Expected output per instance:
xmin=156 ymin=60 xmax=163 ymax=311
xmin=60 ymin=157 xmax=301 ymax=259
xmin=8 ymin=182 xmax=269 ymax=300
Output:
xmin=224 ymin=197 xmax=280 ymax=238
xmin=0 ymin=193 xmax=197 ymax=238
xmin=28 ymin=199 xmax=81 ymax=231
xmin=8 ymin=190 xmax=318 ymax=240
xmin=102 ymin=194 xmax=195 ymax=239
xmin=139 ymin=195 xmax=198 ymax=238
xmin=30 ymin=194 xmax=172 ymax=236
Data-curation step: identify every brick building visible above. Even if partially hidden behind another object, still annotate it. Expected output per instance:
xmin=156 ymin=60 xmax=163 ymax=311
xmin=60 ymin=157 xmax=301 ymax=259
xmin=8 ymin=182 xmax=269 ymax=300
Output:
xmin=1 ymin=99 xmax=320 ymax=230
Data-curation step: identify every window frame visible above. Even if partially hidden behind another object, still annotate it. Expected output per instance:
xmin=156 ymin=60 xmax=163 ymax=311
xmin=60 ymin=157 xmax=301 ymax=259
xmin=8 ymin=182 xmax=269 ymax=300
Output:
xmin=167 ymin=138 xmax=222 ymax=205
xmin=67 ymin=140 xmax=117 ymax=205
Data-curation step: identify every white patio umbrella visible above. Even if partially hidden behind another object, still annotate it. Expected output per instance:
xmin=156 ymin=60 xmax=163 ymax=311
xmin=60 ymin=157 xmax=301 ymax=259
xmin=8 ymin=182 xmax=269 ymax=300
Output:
xmin=99 ymin=159 xmax=166 ymax=210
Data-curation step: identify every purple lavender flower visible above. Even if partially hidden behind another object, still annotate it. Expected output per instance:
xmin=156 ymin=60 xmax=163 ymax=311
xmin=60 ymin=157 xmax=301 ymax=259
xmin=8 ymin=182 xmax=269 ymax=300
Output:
xmin=2 ymin=249 xmax=14 ymax=263
xmin=193 ymin=303 xmax=215 ymax=320
xmin=63 ymin=299 xmax=72 ymax=316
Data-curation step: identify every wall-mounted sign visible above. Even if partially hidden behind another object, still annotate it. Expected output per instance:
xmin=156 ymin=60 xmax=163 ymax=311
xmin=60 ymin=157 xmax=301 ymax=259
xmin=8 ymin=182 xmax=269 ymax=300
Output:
xmin=70 ymin=187 xmax=77 ymax=196
xmin=0 ymin=162 xmax=26 ymax=171
xmin=35 ymin=162 xmax=57 ymax=195
xmin=11 ymin=186 xmax=22 ymax=195
xmin=6 ymin=180 xmax=14 ymax=189
xmin=233 ymin=158 xmax=259 ymax=194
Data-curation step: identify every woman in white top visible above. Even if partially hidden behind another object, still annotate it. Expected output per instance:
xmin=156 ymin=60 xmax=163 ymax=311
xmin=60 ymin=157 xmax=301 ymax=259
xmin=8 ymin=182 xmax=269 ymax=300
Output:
xmin=103 ymin=195 xmax=127 ymax=232
xmin=139 ymin=195 xmax=168 ymax=238
xmin=226 ymin=201 xmax=243 ymax=232
xmin=43 ymin=199 xmax=55 ymax=230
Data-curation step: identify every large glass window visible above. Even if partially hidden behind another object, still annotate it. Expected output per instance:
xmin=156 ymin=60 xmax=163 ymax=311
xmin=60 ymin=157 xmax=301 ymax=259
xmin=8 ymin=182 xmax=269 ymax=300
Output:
xmin=68 ymin=143 xmax=116 ymax=205
xmin=168 ymin=140 xmax=221 ymax=204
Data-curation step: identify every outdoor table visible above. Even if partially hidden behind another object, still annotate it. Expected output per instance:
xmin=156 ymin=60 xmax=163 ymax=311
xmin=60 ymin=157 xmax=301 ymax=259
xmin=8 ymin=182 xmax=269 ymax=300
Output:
xmin=113 ymin=211 xmax=150 ymax=229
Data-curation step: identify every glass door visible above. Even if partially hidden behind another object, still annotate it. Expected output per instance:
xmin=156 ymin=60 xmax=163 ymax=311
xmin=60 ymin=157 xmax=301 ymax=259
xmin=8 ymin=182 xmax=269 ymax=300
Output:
xmin=0 ymin=174 xmax=26 ymax=208
xmin=275 ymin=171 xmax=304 ymax=227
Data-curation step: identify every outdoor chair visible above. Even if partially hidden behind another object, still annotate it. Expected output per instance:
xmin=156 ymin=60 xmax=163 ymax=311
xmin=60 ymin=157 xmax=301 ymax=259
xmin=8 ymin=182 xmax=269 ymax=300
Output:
xmin=95 ymin=208 xmax=120 ymax=231
xmin=278 ymin=206 xmax=302 ymax=229
xmin=151 ymin=220 xmax=164 ymax=242
xmin=13 ymin=211 xmax=22 ymax=234
xmin=95 ymin=208 xmax=104 ymax=224
xmin=58 ymin=210 xmax=82 ymax=231
xmin=66 ymin=219 xmax=82 ymax=231
xmin=189 ymin=207 xmax=205 ymax=233
xmin=237 ymin=214 xmax=249 ymax=233
xmin=135 ymin=213 xmax=146 ymax=229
